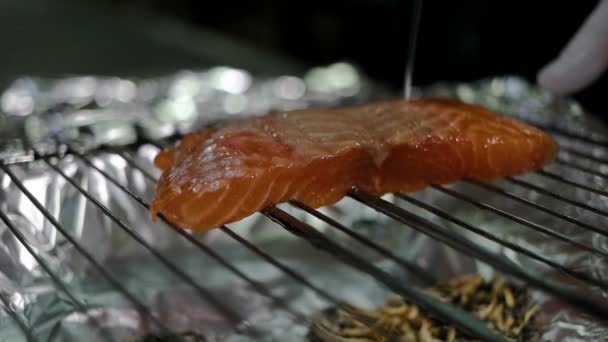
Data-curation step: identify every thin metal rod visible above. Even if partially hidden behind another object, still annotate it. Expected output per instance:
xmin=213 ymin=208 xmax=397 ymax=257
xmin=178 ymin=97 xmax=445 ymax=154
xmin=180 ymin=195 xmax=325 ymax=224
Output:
xmin=555 ymin=157 xmax=608 ymax=179
xmin=560 ymin=146 xmax=608 ymax=165
xmin=114 ymin=150 xmax=158 ymax=181
xmin=403 ymin=0 xmax=423 ymax=99
xmin=0 ymin=163 xmax=169 ymax=334
xmin=289 ymin=200 xmax=436 ymax=285
xmin=74 ymin=151 xmax=307 ymax=325
xmin=220 ymin=226 xmax=338 ymax=304
xmin=221 ymin=225 xmax=403 ymax=341
xmin=0 ymin=294 xmax=36 ymax=342
xmin=428 ymin=185 xmax=608 ymax=258
xmin=264 ymin=206 xmax=508 ymax=342
xmin=505 ymin=177 xmax=608 ymax=218
xmin=0 ymin=208 xmax=116 ymax=342
xmin=465 ymin=180 xmax=608 ymax=237
xmin=397 ymin=193 xmax=608 ymax=290
xmin=547 ymin=127 xmax=608 ymax=148
xmin=536 ymin=169 xmax=608 ymax=197
xmin=158 ymin=212 xmax=307 ymax=325
xmin=350 ymin=189 xmax=608 ymax=318
xmin=43 ymin=157 xmax=247 ymax=328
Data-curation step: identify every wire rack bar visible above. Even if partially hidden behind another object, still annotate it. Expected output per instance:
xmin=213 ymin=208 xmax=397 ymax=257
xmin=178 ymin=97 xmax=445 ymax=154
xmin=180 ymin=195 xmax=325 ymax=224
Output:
xmin=221 ymin=226 xmax=408 ymax=340
xmin=114 ymin=150 xmax=158 ymax=180
xmin=42 ymin=157 xmax=249 ymax=328
xmin=505 ymin=177 xmax=608 ymax=218
xmin=465 ymin=180 xmax=608 ymax=237
xmin=536 ymin=169 xmax=608 ymax=197
xmin=555 ymin=158 xmax=608 ymax=180
xmin=219 ymin=226 xmax=338 ymax=304
xmin=560 ymin=146 xmax=608 ymax=165
xmin=396 ymin=193 xmax=608 ymax=290
xmin=158 ymin=213 xmax=308 ymax=326
xmin=0 ymin=208 xmax=116 ymax=342
xmin=0 ymin=163 xmax=170 ymax=334
xmin=550 ymin=128 xmax=608 ymax=148
xmin=0 ymin=294 xmax=36 ymax=342
xmin=263 ymin=206 xmax=507 ymax=342
xmin=73 ymin=151 xmax=308 ymax=325
xmin=349 ymin=189 xmax=608 ymax=317
xmin=289 ymin=200 xmax=437 ymax=285
xmin=427 ymin=185 xmax=608 ymax=257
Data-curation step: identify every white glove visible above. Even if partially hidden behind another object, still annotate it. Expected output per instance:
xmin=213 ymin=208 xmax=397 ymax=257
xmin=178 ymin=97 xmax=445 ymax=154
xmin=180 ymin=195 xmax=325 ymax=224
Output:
xmin=537 ymin=0 xmax=608 ymax=95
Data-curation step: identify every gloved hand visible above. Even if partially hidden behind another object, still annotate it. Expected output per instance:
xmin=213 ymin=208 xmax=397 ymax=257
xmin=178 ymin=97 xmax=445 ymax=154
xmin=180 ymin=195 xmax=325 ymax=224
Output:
xmin=537 ymin=0 xmax=608 ymax=95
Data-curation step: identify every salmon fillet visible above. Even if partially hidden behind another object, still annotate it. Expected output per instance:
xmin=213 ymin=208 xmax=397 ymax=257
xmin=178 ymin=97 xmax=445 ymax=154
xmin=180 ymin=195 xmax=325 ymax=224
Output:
xmin=151 ymin=98 xmax=557 ymax=232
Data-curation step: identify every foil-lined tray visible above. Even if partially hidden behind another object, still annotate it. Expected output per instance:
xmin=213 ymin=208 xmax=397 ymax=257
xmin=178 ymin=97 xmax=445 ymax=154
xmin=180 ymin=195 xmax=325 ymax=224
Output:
xmin=0 ymin=65 xmax=606 ymax=341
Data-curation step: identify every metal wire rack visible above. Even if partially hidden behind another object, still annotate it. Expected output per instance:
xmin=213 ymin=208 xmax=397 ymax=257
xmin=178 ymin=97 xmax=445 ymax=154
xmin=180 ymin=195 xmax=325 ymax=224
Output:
xmin=1 ymin=119 xmax=608 ymax=342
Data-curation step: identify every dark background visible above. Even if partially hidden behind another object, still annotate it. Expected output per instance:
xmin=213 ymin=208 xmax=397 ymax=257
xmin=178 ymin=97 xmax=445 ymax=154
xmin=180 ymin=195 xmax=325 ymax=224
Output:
xmin=1 ymin=0 xmax=606 ymax=113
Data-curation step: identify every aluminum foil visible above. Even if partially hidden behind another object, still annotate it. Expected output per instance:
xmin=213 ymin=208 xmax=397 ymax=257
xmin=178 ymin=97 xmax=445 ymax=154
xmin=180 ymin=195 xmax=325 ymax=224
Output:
xmin=0 ymin=66 xmax=606 ymax=341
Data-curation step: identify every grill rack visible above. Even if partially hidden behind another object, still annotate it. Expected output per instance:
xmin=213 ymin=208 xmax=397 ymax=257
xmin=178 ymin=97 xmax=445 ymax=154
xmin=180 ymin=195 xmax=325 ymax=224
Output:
xmin=0 ymin=121 xmax=607 ymax=341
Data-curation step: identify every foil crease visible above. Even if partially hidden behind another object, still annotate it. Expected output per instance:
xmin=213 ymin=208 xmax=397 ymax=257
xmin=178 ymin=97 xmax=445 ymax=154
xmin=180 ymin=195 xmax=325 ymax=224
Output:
xmin=0 ymin=67 xmax=606 ymax=341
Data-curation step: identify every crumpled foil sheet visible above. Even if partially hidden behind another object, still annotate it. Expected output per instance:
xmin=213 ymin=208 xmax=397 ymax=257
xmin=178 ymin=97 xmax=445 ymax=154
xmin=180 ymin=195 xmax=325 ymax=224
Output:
xmin=0 ymin=62 xmax=376 ymax=163
xmin=0 ymin=65 xmax=606 ymax=341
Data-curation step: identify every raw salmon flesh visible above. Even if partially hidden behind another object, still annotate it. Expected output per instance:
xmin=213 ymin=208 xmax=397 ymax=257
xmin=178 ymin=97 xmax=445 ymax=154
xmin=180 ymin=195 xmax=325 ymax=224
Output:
xmin=151 ymin=98 xmax=557 ymax=232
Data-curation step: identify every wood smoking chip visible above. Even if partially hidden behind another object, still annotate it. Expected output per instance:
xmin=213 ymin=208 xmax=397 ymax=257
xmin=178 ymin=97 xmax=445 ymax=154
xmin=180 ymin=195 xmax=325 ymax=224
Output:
xmin=309 ymin=273 xmax=543 ymax=342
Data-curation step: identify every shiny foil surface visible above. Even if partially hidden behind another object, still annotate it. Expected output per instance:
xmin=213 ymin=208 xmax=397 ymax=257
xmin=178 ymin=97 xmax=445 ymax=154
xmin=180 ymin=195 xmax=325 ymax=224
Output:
xmin=0 ymin=65 xmax=606 ymax=341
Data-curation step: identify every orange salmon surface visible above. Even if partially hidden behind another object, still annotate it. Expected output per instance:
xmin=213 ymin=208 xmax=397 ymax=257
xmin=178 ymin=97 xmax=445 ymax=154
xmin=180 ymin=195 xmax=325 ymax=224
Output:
xmin=151 ymin=98 xmax=557 ymax=232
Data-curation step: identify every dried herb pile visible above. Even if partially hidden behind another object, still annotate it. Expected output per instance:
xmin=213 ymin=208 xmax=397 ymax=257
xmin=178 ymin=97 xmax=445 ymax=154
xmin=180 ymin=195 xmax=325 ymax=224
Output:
xmin=310 ymin=274 xmax=541 ymax=342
